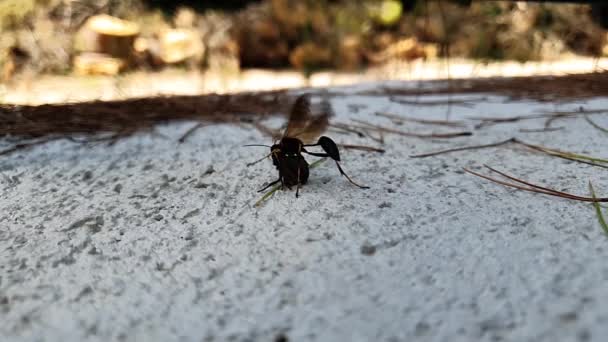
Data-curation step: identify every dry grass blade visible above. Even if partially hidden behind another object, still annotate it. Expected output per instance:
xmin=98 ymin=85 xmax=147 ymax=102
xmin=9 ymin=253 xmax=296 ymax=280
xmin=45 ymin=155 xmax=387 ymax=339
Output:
xmin=339 ymin=144 xmax=385 ymax=153
xmin=350 ymin=119 xmax=472 ymax=139
xmin=329 ymin=123 xmax=366 ymax=138
xmin=464 ymin=165 xmax=608 ymax=202
xmin=483 ymin=165 xmax=585 ymax=199
xmin=375 ymin=112 xmax=466 ymax=127
xmin=388 ymin=96 xmax=480 ymax=107
xmin=0 ymin=90 xmax=287 ymax=139
xmin=544 ymin=109 xmax=607 ymax=128
xmin=0 ymin=90 xmax=292 ymax=156
xmin=539 ymin=109 xmax=608 ymax=116
xmin=469 ymin=109 xmax=607 ymax=130
xmin=411 ymin=137 xmax=608 ymax=168
xmin=371 ymin=72 xmax=608 ymax=102
xmin=589 ymin=182 xmax=608 ymax=234
xmin=410 ymin=138 xmax=514 ymax=158
xmin=330 ymin=123 xmax=384 ymax=144
xmin=513 ymin=139 xmax=608 ymax=167
xmin=463 ymin=167 xmax=578 ymax=199
xmin=366 ymin=130 xmax=385 ymax=144
xmin=518 ymin=127 xmax=564 ymax=133
xmin=469 ymin=114 xmax=549 ymax=129
xmin=0 ymin=137 xmax=63 ymax=156
xmin=254 ymin=185 xmax=282 ymax=207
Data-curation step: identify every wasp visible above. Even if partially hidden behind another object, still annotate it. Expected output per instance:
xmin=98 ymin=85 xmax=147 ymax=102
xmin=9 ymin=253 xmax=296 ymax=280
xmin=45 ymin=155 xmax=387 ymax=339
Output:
xmin=247 ymin=94 xmax=368 ymax=197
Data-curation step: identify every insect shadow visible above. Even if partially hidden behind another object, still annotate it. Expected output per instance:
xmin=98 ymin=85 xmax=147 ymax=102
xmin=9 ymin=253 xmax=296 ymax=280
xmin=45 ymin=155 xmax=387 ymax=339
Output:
xmin=246 ymin=94 xmax=369 ymax=198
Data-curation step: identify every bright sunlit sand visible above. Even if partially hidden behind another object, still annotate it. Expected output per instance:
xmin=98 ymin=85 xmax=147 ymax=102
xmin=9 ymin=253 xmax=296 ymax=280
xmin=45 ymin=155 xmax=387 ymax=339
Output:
xmin=2 ymin=57 xmax=608 ymax=105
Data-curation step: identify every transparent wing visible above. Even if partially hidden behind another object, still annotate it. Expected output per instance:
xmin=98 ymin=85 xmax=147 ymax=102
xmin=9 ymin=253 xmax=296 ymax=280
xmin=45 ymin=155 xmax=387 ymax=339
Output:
xmin=283 ymin=94 xmax=313 ymax=138
xmin=284 ymin=94 xmax=331 ymax=144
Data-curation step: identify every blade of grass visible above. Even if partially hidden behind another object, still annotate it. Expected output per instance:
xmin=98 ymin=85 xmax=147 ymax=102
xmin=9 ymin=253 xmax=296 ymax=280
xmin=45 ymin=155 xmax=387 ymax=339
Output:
xmin=254 ymin=186 xmax=281 ymax=207
xmin=513 ymin=139 xmax=608 ymax=166
xmin=309 ymin=158 xmax=327 ymax=168
xmin=589 ymin=181 xmax=608 ymax=234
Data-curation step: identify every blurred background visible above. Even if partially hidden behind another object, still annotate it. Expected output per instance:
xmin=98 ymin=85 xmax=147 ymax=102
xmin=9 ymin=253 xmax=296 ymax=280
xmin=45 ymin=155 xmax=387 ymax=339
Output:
xmin=1 ymin=0 xmax=607 ymax=104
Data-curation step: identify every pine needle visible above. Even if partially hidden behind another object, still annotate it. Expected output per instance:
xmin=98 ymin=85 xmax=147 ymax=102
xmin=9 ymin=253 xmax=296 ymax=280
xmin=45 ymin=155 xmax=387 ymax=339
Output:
xmin=464 ymin=165 xmax=608 ymax=203
xmin=411 ymin=138 xmax=608 ymax=168
xmin=585 ymin=115 xmax=608 ymax=134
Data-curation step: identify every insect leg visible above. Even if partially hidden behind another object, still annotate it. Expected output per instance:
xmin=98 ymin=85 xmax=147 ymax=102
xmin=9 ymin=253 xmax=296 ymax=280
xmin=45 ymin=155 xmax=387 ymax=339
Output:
xmin=334 ymin=161 xmax=369 ymax=189
xmin=258 ymin=178 xmax=281 ymax=192
xmin=247 ymin=153 xmax=271 ymax=167
xmin=304 ymin=136 xmax=340 ymax=161
xmin=296 ymin=167 xmax=301 ymax=198
xmin=303 ymin=150 xmax=368 ymax=189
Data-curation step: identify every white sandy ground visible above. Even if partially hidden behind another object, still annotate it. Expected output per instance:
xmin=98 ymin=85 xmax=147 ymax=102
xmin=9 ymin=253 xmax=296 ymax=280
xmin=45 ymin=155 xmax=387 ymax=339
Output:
xmin=1 ymin=84 xmax=608 ymax=342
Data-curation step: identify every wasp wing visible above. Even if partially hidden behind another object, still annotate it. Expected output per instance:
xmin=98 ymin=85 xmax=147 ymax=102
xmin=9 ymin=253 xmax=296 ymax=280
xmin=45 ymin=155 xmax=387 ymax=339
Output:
xmin=283 ymin=94 xmax=331 ymax=144
xmin=283 ymin=94 xmax=313 ymax=138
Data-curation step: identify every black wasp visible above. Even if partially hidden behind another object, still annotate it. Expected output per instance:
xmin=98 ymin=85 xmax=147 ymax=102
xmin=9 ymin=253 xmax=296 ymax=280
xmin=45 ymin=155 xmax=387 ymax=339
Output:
xmin=247 ymin=94 xmax=368 ymax=197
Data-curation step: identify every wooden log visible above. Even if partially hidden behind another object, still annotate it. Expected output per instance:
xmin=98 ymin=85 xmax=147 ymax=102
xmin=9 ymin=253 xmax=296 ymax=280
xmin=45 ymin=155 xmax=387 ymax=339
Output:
xmin=73 ymin=52 xmax=125 ymax=76
xmin=74 ymin=14 xmax=139 ymax=62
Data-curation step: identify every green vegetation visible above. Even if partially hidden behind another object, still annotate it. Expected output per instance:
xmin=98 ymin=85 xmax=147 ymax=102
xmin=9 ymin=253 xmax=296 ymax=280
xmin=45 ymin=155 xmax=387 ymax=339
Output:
xmin=0 ymin=0 xmax=38 ymax=29
xmin=589 ymin=182 xmax=608 ymax=235
xmin=0 ymin=0 xmax=606 ymax=79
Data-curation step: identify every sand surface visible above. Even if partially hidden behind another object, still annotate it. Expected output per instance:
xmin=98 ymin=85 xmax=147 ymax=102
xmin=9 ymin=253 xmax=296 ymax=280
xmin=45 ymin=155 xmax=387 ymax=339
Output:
xmin=2 ymin=83 xmax=608 ymax=341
